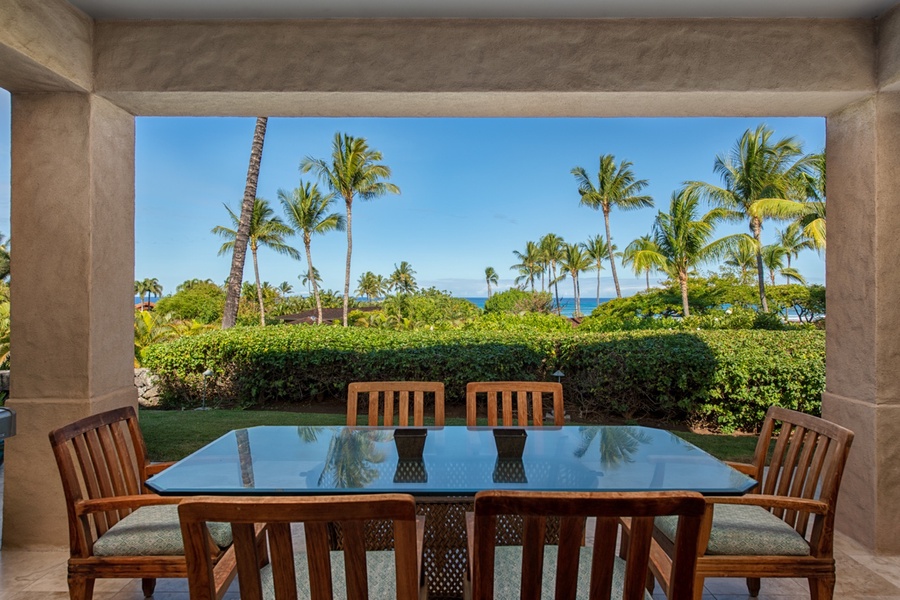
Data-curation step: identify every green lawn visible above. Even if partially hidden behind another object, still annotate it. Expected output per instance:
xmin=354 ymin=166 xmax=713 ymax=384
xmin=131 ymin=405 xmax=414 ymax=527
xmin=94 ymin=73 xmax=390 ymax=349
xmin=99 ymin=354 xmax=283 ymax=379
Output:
xmin=139 ymin=408 xmax=761 ymax=464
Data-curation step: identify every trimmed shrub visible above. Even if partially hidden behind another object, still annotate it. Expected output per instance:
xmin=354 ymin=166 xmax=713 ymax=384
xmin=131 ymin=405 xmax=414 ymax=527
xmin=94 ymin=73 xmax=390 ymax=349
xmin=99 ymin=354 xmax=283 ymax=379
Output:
xmin=143 ymin=327 xmax=555 ymax=409
xmin=143 ymin=327 xmax=824 ymax=432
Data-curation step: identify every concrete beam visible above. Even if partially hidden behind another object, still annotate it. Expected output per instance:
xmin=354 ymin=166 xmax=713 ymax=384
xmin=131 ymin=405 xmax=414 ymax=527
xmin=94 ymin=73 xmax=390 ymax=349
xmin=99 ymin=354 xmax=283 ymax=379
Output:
xmin=94 ymin=18 xmax=876 ymax=117
xmin=0 ymin=0 xmax=92 ymax=93
xmin=878 ymin=5 xmax=900 ymax=91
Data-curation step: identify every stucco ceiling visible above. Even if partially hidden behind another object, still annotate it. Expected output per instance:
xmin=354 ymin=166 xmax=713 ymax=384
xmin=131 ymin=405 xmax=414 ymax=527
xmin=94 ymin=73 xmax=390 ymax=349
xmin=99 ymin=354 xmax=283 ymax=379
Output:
xmin=69 ymin=0 xmax=898 ymax=20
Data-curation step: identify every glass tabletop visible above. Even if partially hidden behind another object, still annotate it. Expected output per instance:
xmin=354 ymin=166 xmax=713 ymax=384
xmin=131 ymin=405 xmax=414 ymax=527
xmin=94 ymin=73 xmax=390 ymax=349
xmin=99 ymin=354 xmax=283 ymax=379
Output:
xmin=146 ymin=425 xmax=756 ymax=496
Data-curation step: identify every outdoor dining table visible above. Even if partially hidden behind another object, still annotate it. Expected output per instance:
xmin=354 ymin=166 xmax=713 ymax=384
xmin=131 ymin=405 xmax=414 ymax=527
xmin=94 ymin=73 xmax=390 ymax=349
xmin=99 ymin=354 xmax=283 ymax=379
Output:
xmin=147 ymin=425 xmax=755 ymax=598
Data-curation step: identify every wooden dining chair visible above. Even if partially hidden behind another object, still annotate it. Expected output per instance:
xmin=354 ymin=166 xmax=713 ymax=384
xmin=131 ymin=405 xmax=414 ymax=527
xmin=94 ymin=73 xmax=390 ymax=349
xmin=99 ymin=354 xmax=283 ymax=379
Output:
xmin=649 ymin=407 xmax=854 ymax=600
xmin=465 ymin=490 xmax=707 ymax=600
xmin=347 ymin=381 xmax=445 ymax=427
xmin=48 ymin=406 xmax=237 ymax=600
xmin=465 ymin=381 xmax=564 ymax=426
xmin=179 ymin=494 xmax=427 ymax=600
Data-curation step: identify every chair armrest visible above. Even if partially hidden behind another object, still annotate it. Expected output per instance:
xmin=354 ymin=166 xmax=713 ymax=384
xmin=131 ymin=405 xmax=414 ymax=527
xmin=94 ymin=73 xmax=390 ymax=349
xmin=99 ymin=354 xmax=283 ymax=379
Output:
xmin=75 ymin=495 xmax=183 ymax=516
xmin=145 ymin=461 xmax=176 ymax=476
xmin=708 ymin=494 xmax=828 ymax=515
xmin=724 ymin=461 xmax=758 ymax=476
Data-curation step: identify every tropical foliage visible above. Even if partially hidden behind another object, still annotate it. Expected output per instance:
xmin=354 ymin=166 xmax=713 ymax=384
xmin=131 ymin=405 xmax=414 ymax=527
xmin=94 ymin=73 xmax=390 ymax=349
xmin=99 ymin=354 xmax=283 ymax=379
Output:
xmin=213 ymin=197 xmax=299 ymax=326
xmin=301 ymin=133 xmax=400 ymax=326
xmin=278 ymin=182 xmax=345 ymax=324
xmin=223 ymin=117 xmax=268 ymax=329
xmin=143 ymin=326 xmax=824 ymax=432
xmin=572 ymin=155 xmax=654 ymax=298
xmin=688 ymin=125 xmax=812 ymax=312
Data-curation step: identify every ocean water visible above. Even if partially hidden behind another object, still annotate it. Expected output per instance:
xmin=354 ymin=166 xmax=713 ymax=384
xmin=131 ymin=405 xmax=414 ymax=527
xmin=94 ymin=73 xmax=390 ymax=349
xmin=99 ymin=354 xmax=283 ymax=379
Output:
xmin=465 ymin=297 xmax=613 ymax=318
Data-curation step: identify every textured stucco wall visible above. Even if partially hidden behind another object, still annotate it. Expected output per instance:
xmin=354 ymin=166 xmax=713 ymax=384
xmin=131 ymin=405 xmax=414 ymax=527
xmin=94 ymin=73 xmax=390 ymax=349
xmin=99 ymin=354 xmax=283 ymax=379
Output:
xmin=93 ymin=18 xmax=876 ymax=117
xmin=825 ymin=92 xmax=900 ymax=553
xmin=0 ymin=0 xmax=92 ymax=92
xmin=3 ymin=93 xmax=136 ymax=549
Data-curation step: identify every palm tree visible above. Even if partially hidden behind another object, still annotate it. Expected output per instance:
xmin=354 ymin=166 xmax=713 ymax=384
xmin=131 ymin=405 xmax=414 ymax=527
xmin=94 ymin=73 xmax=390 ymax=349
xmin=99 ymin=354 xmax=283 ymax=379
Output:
xmin=723 ymin=237 xmax=759 ymax=285
xmin=622 ymin=235 xmax=664 ymax=292
xmin=134 ymin=280 xmax=146 ymax=310
xmin=278 ymin=182 xmax=345 ymax=324
xmin=581 ymin=235 xmax=610 ymax=303
xmin=484 ymin=267 xmax=499 ymax=298
xmin=145 ymin=278 xmax=162 ymax=303
xmin=762 ymin=244 xmax=807 ymax=286
xmin=755 ymin=151 xmax=826 ymax=252
xmin=511 ymin=241 xmax=541 ymax=292
xmin=560 ymin=243 xmax=594 ymax=316
xmin=688 ymin=125 xmax=811 ymax=312
xmin=213 ymin=197 xmax=300 ymax=326
xmin=300 ymin=266 xmax=322 ymax=295
xmin=645 ymin=188 xmax=743 ymax=317
xmin=177 ymin=278 xmax=216 ymax=293
xmin=277 ymin=281 xmax=293 ymax=297
xmin=572 ymin=155 xmax=654 ymax=298
xmin=223 ymin=117 xmax=268 ymax=330
xmin=539 ymin=233 xmax=565 ymax=315
xmin=0 ymin=234 xmax=10 ymax=281
xmin=389 ymin=261 xmax=417 ymax=294
xmin=776 ymin=222 xmax=814 ymax=283
xmin=301 ymin=133 xmax=400 ymax=326
xmin=356 ymin=271 xmax=387 ymax=301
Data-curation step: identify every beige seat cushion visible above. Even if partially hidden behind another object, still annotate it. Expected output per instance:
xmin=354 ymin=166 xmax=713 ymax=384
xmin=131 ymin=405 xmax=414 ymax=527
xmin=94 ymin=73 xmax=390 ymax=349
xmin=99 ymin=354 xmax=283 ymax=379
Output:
xmin=260 ymin=550 xmax=399 ymax=600
xmin=93 ymin=505 xmax=232 ymax=556
xmin=488 ymin=545 xmax=652 ymax=600
xmin=656 ymin=503 xmax=810 ymax=556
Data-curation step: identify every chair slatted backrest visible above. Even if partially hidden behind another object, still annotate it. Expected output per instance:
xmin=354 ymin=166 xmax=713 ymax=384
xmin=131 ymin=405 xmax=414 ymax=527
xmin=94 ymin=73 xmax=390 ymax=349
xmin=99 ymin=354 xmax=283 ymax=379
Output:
xmin=347 ymin=381 xmax=445 ymax=427
xmin=749 ymin=406 xmax=854 ymax=552
xmin=471 ymin=491 xmax=706 ymax=600
xmin=179 ymin=495 xmax=420 ymax=600
xmin=466 ymin=381 xmax=564 ymax=426
xmin=48 ymin=406 xmax=149 ymax=554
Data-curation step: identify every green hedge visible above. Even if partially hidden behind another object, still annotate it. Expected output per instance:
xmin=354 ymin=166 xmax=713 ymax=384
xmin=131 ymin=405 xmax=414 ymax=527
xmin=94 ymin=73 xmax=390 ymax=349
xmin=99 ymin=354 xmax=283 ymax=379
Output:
xmin=142 ymin=327 xmax=824 ymax=432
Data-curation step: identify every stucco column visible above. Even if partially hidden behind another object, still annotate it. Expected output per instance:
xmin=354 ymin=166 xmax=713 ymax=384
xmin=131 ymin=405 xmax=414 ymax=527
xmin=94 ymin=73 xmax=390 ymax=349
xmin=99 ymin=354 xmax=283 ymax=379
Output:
xmin=825 ymin=92 xmax=900 ymax=554
xmin=2 ymin=93 xmax=135 ymax=549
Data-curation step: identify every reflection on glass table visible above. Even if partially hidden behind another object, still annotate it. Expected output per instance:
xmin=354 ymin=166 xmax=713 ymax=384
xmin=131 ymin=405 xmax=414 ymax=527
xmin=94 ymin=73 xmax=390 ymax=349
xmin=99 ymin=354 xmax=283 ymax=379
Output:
xmin=146 ymin=425 xmax=755 ymax=497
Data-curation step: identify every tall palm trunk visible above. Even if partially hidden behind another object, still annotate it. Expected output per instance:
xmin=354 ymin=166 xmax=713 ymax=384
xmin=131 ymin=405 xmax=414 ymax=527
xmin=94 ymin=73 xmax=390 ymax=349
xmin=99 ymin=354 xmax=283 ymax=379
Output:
xmin=487 ymin=280 xmax=492 ymax=298
xmin=595 ymin=263 xmax=601 ymax=305
xmin=751 ymin=218 xmax=769 ymax=312
xmin=572 ymin=273 xmax=581 ymax=316
xmin=679 ymin=270 xmax=690 ymax=318
xmin=645 ymin=269 xmax=650 ymax=291
xmin=343 ymin=198 xmax=353 ymax=327
xmin=251 ymin=243 xmax=265 ymax=326
xmin=603 ymin=209 xmax=622 ymax=298
xmin=304 ymin=234 xmax=323 ymax=324
xmin=551 ymin=262 xmax=561 ymax=315
xmin=223 ymin=117 xmax=267 ymax=329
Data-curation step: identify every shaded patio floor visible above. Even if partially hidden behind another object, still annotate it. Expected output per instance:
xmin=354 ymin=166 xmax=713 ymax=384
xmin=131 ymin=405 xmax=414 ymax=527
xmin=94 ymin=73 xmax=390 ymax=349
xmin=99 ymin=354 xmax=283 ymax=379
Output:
xmin=2 ymin=464 xmax=899 ymax=600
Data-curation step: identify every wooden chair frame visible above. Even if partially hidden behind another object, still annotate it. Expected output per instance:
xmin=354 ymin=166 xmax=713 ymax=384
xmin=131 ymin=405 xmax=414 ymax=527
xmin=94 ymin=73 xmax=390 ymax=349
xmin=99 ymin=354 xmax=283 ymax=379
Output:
xmin=465 ymin=490 xmax=707 ymax=600
xmin=347 ymin=381 xmax=445 ymax=427
xmin=179 ymin=494 xmax=427 ymax=600
xmin=650 ymin=406 xmax=854 ymax=600
xmin=48 ymin=406 xmax=236 ymax=600
xmin=465 ymin=381 xmax=564 ymax=426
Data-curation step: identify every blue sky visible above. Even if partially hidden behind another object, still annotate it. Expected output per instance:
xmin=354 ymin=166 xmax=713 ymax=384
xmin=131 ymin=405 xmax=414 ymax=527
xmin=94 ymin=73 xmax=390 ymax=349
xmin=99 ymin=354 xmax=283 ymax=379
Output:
xmin=0 ymin=89 xmax=825 ymax=298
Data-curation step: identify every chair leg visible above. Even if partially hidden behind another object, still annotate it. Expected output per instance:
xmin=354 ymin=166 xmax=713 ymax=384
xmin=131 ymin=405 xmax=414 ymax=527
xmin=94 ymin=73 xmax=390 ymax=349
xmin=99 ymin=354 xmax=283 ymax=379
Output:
xmin=141 ymin=578 xmax=157 ymax=597
xmin=746 ymin=577 xmax=761 ymax=597
xmin=809 ymin=574 xmax=835 ymax=600
xmin=693 ymin=575 xmax=705 ymax=600
xmin=68 ymin=575 xmax=95 ymax=600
